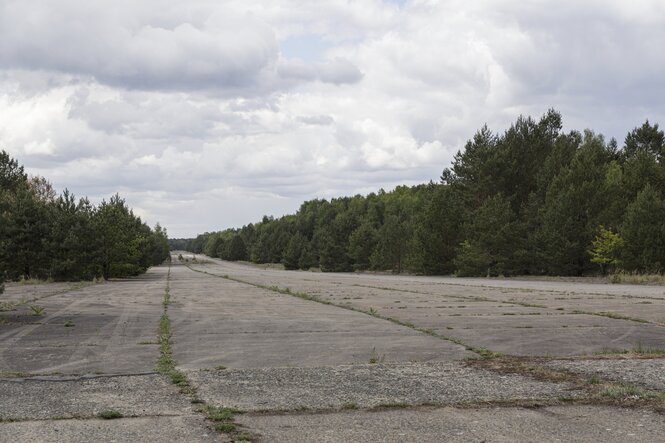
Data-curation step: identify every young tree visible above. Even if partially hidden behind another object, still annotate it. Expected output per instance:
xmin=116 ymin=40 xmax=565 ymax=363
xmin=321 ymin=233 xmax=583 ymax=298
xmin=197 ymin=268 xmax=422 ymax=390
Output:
xmin=588 ymin=226 xmax=624 ymax=274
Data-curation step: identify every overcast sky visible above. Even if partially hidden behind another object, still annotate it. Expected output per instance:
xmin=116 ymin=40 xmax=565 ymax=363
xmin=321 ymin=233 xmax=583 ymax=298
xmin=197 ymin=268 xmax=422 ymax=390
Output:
xmin=1 ymin=0 xmax=664 ymax=237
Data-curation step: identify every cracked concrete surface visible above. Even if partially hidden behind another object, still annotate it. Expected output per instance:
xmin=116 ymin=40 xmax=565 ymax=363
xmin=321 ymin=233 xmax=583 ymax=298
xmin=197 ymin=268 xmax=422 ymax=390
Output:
xmin=2 ymin=256 xmax=665 ymax=442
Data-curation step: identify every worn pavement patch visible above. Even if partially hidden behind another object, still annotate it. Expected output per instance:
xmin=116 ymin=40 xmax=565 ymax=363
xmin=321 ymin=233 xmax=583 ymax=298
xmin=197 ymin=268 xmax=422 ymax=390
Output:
xmin=187 ymin=362 xmax=582 ymax=412
xmin=238 ymin=405 xmax=665 ymax=443
xmin=0 ymin=374 xmax=192 ymax=420
xmin=0 ymin=416 xmax=218 ymax=443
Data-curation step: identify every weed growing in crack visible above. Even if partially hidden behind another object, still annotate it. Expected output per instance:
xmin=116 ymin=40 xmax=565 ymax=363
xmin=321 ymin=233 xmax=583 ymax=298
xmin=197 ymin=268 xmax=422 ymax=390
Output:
xmin=633 ymin=343 xmax=665 ymax=356
xmin=0 ymin=371 xmax=29 ymax=378
xmin=468 ymin=347 xmax=504 ymax=360
xmin=594 ymin=345 xmax=665 ymax=358
xmin=599 ymin=385 xmax=665 ymax=400
xmin=368 ymin=347 xmax=385 ymax=364
xmin=158 ymin=266 xmax=255 ymax=441
xmin=376 ymin=402 xmax=410 ymax=409
xmin=163 ymin=287 xmax=171 ymax=307
xmin=573 ymin=309 xmax=650 ymax=324
xmin=29 ymin=305 xmax=45 ymax=316
xmin=97 ymin=410 xmax=123 ymax=419
xmin=0 ymin=302 xmax=17 ymax=312
xmin=201 ymin=405 xmax=254 ymax=440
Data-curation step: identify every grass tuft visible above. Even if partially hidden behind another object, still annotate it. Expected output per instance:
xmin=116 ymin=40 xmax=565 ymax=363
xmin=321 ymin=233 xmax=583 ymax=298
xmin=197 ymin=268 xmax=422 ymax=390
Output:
xmin=215 ymin=422 xmax=237 ymax=433
xmin=29 ymin=305 xmax=45 ymax=316
xmin=97 ymin=410 xmax=123 ymax=419
xmin=0 ymin=371 xmax=30 ymax=378
xmin=368 ymin=347 xmax=385 ymax=364
xmin=233 ymin=432 xmax=254 ymax=442
xmin=376 ymin=402 xmax=410 ymax=409
xmin=599 ymin=385 xmax=665 ymax=400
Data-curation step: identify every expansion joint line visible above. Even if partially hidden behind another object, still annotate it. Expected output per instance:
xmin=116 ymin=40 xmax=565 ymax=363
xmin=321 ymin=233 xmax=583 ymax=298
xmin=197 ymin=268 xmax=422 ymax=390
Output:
xmin=157 ymin=262 xmax=256 ymax=441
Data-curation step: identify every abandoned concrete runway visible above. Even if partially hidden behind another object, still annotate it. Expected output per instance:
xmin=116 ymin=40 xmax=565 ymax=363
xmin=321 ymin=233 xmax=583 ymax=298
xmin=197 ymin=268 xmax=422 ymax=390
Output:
xmin=1 ymin=254 xmax=665 ymax=441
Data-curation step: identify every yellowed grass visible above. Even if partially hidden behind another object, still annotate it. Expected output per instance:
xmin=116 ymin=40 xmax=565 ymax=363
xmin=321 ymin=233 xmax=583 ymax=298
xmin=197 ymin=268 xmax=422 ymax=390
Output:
xmin=610 ymin=272 xmax=665 ymax=285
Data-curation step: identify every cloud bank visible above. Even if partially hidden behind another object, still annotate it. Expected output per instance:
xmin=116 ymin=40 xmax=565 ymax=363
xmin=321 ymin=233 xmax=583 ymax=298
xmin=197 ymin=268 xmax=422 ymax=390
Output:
xmin=1 ymin=0 xmax=664 ymax=236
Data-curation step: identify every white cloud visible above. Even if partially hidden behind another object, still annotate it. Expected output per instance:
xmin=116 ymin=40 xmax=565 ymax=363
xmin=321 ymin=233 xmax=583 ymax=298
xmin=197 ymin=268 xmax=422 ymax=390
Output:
xmin=1 ymin=0 xmax=665 ymax=237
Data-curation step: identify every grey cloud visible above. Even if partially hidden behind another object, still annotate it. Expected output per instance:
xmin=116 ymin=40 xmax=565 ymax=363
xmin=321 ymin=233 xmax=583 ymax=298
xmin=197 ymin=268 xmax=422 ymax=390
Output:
xmin=5 ymin=0 xmax=665 ymax=238
xmin=277 ymin=57 xmax=363 ymax=85
xmin=486 ymin=1 xmax=665 ymax=105
xmin=0 ymin=2 xmax=278 ymax=92
xmin=0 ymin=1 xmax=366 ymax=93
xmin=318 ymin=58 xmax=364 ymax=84
xmin=298 ymin=115 xmax=334 ymax=125
xmin=67 ymin=89 xmax=224 ymax=138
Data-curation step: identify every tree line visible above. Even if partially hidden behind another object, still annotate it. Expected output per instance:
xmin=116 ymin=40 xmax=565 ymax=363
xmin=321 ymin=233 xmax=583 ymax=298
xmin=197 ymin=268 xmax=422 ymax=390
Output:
xmin=171 ymin=110 xmax=665 ymax=277
xmin=0 ymin=151 xmax=169 ymax=294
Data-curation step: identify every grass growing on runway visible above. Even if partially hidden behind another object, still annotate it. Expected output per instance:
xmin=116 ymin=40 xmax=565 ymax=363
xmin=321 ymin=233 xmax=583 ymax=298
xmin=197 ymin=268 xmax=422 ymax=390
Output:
xmin=29 ymin=305 xmax=45 ymax=316
xmin=97 ymin=410 xmax=123 ymax=419
xmin=571 ymin=309 xmax=651 ymax=324
xmin=163 ymin=282 xmax=171 ymax=307
xmin=610 ymin=272 xmax=665 ymax=285
xmin=157 ymin=268 xmax=194 ymax=395
xmin=158 ymin=265 xmax=255 ymax=441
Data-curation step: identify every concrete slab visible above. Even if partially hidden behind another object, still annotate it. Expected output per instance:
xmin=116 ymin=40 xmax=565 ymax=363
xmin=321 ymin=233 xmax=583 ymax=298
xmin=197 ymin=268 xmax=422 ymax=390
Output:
xmin=0 ymin=281 xmax=80 ymax=306
xmin=530 ymin=298 xmax=665 ymax=324
xmin=442 ymin=324 xmax=665 ymax=356
xmin=0 ymin=266 xmax=167 ymax=374
xmin=186 ymin=362 xmax=581 ymax=412
xmin=0 ymin=374 xmax=192 ymax=420
xmin=238 ymin=405 xmax=665 ymax=443
xmin=429 ymin=313 xmax=618 ymax=330
xmin=190 ymin=259 xmax=665 ymax=358
xmin=0 ymin=416 xmax=218 ymax=443
xmin=168 ymin=264 xmax=471 ymax=369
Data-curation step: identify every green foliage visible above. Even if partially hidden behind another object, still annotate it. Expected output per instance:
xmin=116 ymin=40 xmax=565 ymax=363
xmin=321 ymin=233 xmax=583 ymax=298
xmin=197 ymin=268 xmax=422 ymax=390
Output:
xmin=457 ymin=194 xmax=521 ymax=276
xmin=588 ymin=226 xmax=624 ymax=273
xmin=0 ymin=150 xmax=168 ymax=282
xmin=176 ymin=112 xmax=665 ymax=277
xmin=620 ymin=185 xmax=665 ymax=272
xmin=97 ymin=410 xmax=123 ymax=419
xmin=348 ymin=222 xmax=378 ymax=270
xmin=283 ymin=233 xmax=306 ymax=270
xmin=623 ymin=120 xmax=665 ymax=162
xmin=29 ymin=305 xmax=45 ymax=316
xmin=411 ymin=185 xmax=462 ymax=274
xmin=454 ymin=240 xmax=492 ymax=277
